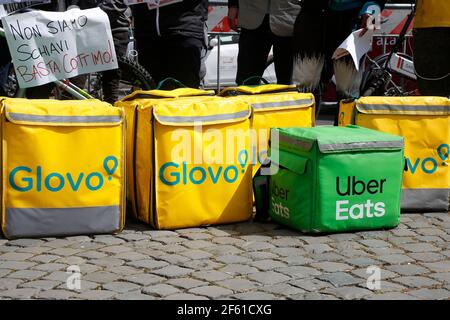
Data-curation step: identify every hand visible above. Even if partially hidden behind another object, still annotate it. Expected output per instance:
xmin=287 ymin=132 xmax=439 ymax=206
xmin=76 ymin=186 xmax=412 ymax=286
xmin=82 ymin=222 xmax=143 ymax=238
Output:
xmin=227 ymin=6 xmax=239 ymax=32
xmin=359 ymin=13 xmax=371 ymax=37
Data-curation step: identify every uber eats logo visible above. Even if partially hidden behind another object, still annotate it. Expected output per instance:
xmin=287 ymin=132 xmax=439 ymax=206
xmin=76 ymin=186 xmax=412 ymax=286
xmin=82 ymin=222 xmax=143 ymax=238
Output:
xmin=9 ymin=156 xmax=119 ymax=192
xmin=335 ymin=176 xmax=386 ymax=221
xmin=271 ymin=182 xmax=290 ymax=219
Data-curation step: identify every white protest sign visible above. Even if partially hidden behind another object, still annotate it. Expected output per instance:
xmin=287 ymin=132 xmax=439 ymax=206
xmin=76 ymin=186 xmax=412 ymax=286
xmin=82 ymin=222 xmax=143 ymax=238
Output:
xmin=0 ymin=0 xmax=48 ymax=4
xmin=332 ymin=29 xmax=374 ymax=71
xmin=2 ymin=7 xmax=118 ymax=88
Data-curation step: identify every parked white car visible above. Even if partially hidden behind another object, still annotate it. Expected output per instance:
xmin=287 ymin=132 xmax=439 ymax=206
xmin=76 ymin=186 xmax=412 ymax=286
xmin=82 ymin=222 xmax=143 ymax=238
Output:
xmin=202 ymin=34 xmax=277 ymax=89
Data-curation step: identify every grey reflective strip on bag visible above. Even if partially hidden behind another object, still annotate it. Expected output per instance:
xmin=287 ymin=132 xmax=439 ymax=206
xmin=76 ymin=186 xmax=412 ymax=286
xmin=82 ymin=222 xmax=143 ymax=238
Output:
xmin=358 ymin=104 xmax=450 ymax=113
xmin=252 ymin=99 xmax=314 ymax=110
xmin=401 ymin=189 xmax=450 ymax=212
xmin=279 ymin=135 xmax=313 ymax=151
xmin=8 ymin=113 xmax=122 ymax=123
xmin=319 ymin=140 xmax=404 ymax=152
xmin=156 ymin=110 xmax=249 ymax=123
xmin=5 ymin=206 xmax=121 ymax=239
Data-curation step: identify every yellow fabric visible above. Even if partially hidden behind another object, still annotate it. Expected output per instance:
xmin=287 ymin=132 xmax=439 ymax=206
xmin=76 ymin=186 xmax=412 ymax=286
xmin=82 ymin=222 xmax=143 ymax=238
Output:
xmin=415 ymin=0 xmax=450 ymax=28
xmin=345 ymin=96 xmax=450 ymax=192
xmin=122 ymin=96 xmax=253 ymax=229
xmin=115 ymin=89 xmax=217 ymax=219
xmin=338 ymin=99 xmax=357 ymax=127
xmin=1 ymin=98 xmax=126 ymax=236
xmin=220 ymin=86 xmax=315 ymax=175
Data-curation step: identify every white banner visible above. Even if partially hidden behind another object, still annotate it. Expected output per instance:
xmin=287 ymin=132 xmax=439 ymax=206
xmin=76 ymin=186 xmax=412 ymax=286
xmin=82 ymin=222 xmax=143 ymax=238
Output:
xmin=1 ymin=7 xmax=118 ymax=88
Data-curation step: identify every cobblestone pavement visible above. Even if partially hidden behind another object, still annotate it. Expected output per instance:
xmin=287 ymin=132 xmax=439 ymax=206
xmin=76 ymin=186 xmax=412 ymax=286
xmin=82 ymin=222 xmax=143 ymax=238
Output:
xmin=0 ymin=213 xmax=449 ymax=300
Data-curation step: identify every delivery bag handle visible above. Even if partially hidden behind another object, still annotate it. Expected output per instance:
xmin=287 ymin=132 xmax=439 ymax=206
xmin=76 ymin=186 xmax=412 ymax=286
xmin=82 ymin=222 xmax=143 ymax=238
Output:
xmin=156 ymin=78 xmax=187 ymax=90
xmin=242 ymin=76 xmax=270 ymax=86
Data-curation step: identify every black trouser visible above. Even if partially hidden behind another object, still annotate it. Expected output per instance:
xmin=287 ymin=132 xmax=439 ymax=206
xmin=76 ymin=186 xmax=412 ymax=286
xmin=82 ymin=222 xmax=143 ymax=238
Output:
xmin=236 ymin=15 xmax=294 ymax=85
xmin=413 ymin=27 xmax=450 ymax=97
xmin=136 ymin=34 xmax=204 ymax=89
xmin=102 ymin=31 xmax=128 ymax=104
xmin=293 ymin=8 xmax=361 ymax=124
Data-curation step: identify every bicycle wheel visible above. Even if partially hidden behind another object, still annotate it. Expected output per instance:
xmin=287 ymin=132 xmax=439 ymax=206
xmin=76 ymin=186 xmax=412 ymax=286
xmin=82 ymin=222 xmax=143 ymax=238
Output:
xmin=360 ymin=53 xmax=418 ymax=96
xmin=88 ymin=55 xmax=155 ymax=101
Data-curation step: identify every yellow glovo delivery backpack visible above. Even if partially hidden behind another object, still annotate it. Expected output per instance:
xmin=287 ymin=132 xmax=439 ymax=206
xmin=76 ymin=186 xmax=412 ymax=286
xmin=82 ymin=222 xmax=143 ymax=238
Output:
xmin=219 ymin=83 xmax=315 ymax=175
xmin=116 ymin=93 xmax=253 ymax=229
xmin=339 ymin=96 xmax=450 ymax=211
xmin=114 ymin=87 xmax=216 ymax=218
xmin=1 ymin=98 xmax=126 ymax=239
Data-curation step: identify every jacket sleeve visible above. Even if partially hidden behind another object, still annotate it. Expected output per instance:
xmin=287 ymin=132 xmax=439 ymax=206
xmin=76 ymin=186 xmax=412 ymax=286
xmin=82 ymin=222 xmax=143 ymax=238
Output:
xmin=228 ymin=0 xmax=239 ymax=8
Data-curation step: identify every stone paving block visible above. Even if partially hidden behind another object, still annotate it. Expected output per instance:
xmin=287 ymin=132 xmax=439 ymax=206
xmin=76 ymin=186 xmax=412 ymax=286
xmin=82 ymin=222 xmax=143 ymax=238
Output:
xmin=378 ymin=254 xmax=415 ymax=264
xmin=0 ymin=288 xmax=40 ymax=299
xmin=117 ymin=233 xmax=151 ymax=242
xmin=7 ymin=270 xmax=46 ymax=280
xmin=182 ymin=233 xmax=213 ymax=241
xmin=182 ymin=240 xmax=215 ymax=249
xmin=142 ymin=284 xmax=180 ymax=297
xmin=0 ymin=261 xmax=36 ymax=270
xmin=105 ymin=265 xmax=143 ymax=276
xmin=115 ymin=291 xmax=157 ymax=300
xmin=204 ymin=245 xmax=243 ymax=256
xmin=220 ymin=264 xmax=259 ymax=276
xmin=309 ymin=252 xmax=347 ymax=262
xmin=328 ymin=233 xmax=361 ymax=241
xmin=304 ymin=243 xmax=334 ymax=254
xmin=416 ymin=236 xmax=445 ymax=243
xmin=100 ymin=245 xmax=133 ymax=254
xmin=408 ymin=288 xmax=450 ymax=300
xmin=290 ymin=278 xmax=332 ymax=292
xmin=19 ymin=280 xmax=60 ymax=290
xmin=323 ymin=286 xmax=373 ymax=299
xmin=16 ymin=247 xmax=52 ymax=255
xmin=29 ymin=254 xmax=62 ymax=264
xmin=166 ymin=278 xmax=208 ymax=290
xmin=143 ymin=230 xmax=180 ymax=238
xmin=232 ymin=291 xmax=277 ymax=300
xmin=54 ymin=256 xmax=86 ymax=265
xmin=113 ymin=251 xmax=149 ymax=262
xmin=158 ymin=254 xmax=191 ymax=265
xmin=247 ymin=271 xmax=291 ymax=285
xmin=351 ymin=268 xmax=398 ymax=280
xmin=206 ymin=227 xmax=233 ymax=237
xmin=297 ymin=292 xmax=339 ymax=300
xmin=250 ymin=259 xmax=287 ymax=271
xmin=44 ymin=271 xmax=72 ymax=282
xmin=152 ymin=265 xmax=193 ymax=278
xmin=183 ymin=260 xmax=224 ymax=271
xmin=398 ymin=243 xmax=441 ymax=253
xmin=90 ymin=258 xmax=125 ymax=268
xmin=242 ymin=251 xmax=279 ymax=260
xmin=393 ymin=276 xmax=440 ymax=288
xmin=367 ymin=248 xmax=405 ymax=256
xmin=76 ymin=290 xmax=117 ymax=300
xmin=376 ymin=281 xmax=407 ymax=292
xmin=0 ymin=252 xmax=35 ymax=261
xmin=0 ymin=278 xmax=24 ymax=290
xmin=159 ymin=244 xmax=188 ymax=254
xmin=212 ymin=237 xmax=246 ymax=246
xmin=0 ymin=269 xmax=12 ymax=277
xmin=386 ymin=264 xmax=430 ymax=276
xmin=31 ymin=263 xmax=66 ymax=272
xmin=127 ymin=259 xmax=169 ymax=270
xmin=6 ymin=239 xmax=44 ymax=248
xmin=93 ymin=236 xmax=126 ymax=246
xmin=189 ymin=285 xmax=233 ymax=299
xmin=124 ymin=274 xmax=165 ymax=286
xmin=260 ymin=283 xmax=306 ymax=296
xmin=282 ymin=255 xmax=314 ymax=266
xmin=310 ymin=262 xmax=353 ymax=273
xmin=177 ymin=228 xmax=210 ymax=234
xmin=416 ymin=227 xmax=448 ymax=237
xmin=179 ymin=249 xmax=213 ymax=260
xmin=421 ymin=261 xmax=450 ymax=273
xmin=386 ymin=236 xmax=417 ymax=245
xmin=277 ymin=266 xmax=321 ymax=278
xmin=269 ymin=247 xmax=306 ymax=257
xmin=346 ymin=257 xmax=380 ymax=267
xmin=44 ymin=239 xmax=76 ymax=248
xmin=102 ymin=281 xmax=141 ymax=293
xmin=192 ymin=270 xmax=232 ymax=282
xmin=84 ymin=271 xmax=121 ymax=284
xmin=215 ymin=255 xmax=251 ymax=265
xmin=154 ymin=237 xmax=186 ymax=245
xmin=366 ymin=292 xmax=418 ymax=300
xmin=164 ymin=293 xmax=209 ymax=300
xmin=429 ymin=272 xmax=450 ymax=283
xmin=318 ymin=272 xmax=365 ymax=287
xmin=216 ymin=278 xmax=260 ymax=292
xmin=269 ymin=237 xmax=304 ymax=247
xmin=37 ymin=289 xmax=76 ymax=300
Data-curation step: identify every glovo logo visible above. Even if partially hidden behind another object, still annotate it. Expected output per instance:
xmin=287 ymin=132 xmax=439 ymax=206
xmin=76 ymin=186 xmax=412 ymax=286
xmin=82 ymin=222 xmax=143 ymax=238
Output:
xmin=159 ymin=149 xmax=248 ymax=186
xmin=9 ymin=156 xmax=119 ymax=192
xmin=406 ymin=144 xmax=449 ymax=175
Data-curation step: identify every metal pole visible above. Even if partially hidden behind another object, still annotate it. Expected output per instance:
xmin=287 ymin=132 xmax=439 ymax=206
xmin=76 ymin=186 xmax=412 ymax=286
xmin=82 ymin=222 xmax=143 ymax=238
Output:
xmin=216 ymin=34 xmax=221 ymax=93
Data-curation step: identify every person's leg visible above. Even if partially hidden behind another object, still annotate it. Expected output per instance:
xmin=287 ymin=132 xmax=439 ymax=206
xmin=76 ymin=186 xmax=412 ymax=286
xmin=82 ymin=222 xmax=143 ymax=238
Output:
xmin=236 ymin=15 xmax=273 ymax=85
xmin=292 ymin=9 xmax=326 ymax=93
xmin=272 ymin=35 xmax=294 ymax=84
xmin=163 ymin=36 xmax=204 ymax=89
xmin=135 ymin=35 xmax=166 ymax=86
xmin=102 ymin=31 xmax=128 ymax=104
xmin=413 ymin=27 xmax=450 ymax=97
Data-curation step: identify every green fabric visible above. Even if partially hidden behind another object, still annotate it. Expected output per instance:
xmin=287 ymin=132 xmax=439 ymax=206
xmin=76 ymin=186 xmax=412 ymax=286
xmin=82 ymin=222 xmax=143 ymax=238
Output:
xmin=269 ymin=125 xmax=404 ymax=233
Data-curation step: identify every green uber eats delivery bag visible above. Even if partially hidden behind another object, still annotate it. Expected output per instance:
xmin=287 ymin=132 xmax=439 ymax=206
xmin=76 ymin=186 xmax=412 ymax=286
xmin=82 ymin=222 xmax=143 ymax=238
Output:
xmin=268 ymin=125 xmax=405 ymax=233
